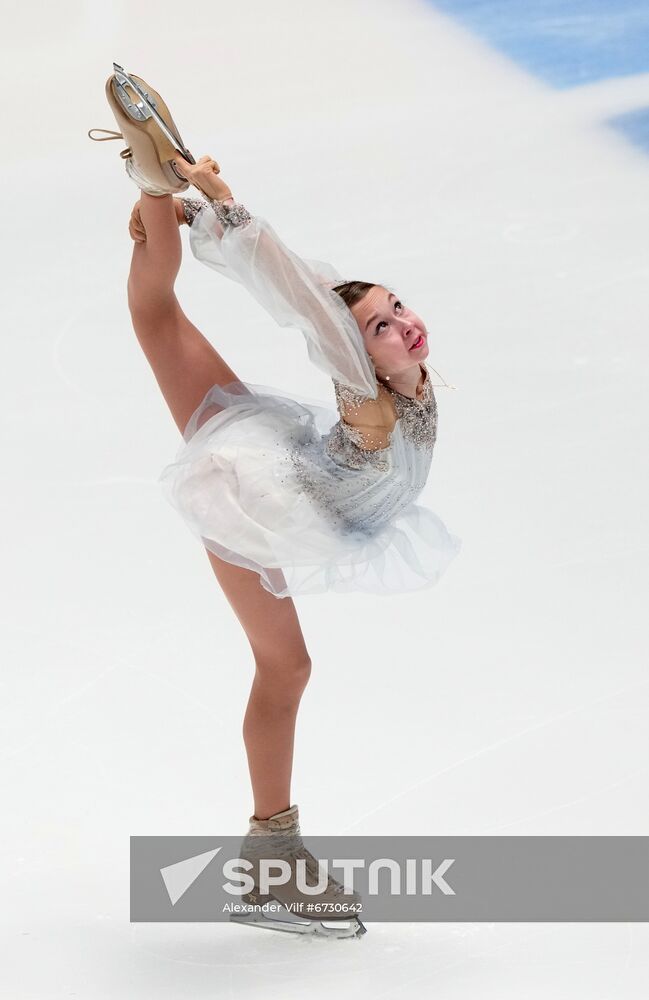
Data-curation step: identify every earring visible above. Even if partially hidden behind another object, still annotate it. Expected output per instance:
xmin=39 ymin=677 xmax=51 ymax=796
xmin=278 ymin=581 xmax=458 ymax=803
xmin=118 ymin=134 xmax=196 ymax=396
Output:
xmin=428 ymin=365 xmax=458 ymax=389
xmin=370 ymin=356 xmax=391 ymax=383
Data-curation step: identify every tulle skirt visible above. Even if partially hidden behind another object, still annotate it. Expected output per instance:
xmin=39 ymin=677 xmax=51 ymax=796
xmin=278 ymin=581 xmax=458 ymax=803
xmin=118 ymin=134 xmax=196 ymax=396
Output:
xmin=158 ymin=379 xmax=462 ymax=598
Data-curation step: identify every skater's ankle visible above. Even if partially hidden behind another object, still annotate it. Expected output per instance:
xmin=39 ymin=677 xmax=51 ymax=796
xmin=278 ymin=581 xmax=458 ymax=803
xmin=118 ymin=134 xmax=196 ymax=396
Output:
xmin=252 ymin=802 xmax=292 ymax=821
xmin=173 ymin=198 xmax=186 ymax=226
xmin=141 ymin=191 xmax=173 ymax=202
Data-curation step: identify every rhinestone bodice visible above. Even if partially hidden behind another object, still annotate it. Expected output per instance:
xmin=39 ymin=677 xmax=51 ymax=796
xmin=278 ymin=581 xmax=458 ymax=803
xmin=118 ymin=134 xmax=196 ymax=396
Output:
xmin=288 ymin=365 xmax=439 ymax=534
xmin=325 ymin=365 xmax=437 ymax=474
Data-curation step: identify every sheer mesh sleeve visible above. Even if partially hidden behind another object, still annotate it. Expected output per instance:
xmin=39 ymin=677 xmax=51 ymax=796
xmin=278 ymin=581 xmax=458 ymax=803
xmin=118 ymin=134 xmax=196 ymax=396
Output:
xmin=187 ymin=200 xmax=379 ymax=399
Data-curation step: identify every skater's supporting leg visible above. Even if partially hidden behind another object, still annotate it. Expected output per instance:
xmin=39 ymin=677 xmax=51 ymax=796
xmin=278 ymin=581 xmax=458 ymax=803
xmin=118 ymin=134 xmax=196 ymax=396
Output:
xmin=127 ymin=194 xmax=312 ymax=820
xmin=205 ymin=550 xmax=312 ymax=821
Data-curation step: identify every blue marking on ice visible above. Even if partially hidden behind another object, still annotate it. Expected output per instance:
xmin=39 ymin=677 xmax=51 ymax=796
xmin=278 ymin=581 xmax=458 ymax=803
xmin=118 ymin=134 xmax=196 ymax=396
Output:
xmin=429 ymin=1 xmax=649 ymax=89
xmin=607 ymin=106 xmax=649 ymax=153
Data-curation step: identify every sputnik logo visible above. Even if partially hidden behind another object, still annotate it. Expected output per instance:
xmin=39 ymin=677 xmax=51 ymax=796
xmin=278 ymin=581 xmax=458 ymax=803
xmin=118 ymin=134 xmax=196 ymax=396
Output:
xmin=159 ymin=847 xmax=456 ymax=904
xmin=160 ymin=847 xmax=223 ymax=905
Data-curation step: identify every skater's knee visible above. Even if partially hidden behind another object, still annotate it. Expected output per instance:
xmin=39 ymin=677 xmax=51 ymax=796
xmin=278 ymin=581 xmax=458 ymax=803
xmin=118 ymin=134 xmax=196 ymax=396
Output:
xmin=254 ymin=653 xmax=312 ymax=699
xmin=127 ymin=282 xmax=180 ymax=337
xmin=296 ymin=654 xmax=312 ymax=688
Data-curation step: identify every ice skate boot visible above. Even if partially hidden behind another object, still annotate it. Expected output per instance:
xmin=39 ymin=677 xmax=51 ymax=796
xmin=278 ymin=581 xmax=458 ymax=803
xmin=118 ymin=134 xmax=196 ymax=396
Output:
xmin=88 ymin=62 xmax=195 ymax=196
xmin=229 ymin=804 xmax=367 ymax=939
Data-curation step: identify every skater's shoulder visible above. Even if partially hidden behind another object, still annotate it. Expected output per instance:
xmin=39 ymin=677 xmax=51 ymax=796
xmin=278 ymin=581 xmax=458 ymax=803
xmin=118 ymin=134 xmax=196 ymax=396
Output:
xmin=331 ymin=380 xmax=397 ymax=453
xmin=332 ymin=379 xmax=397 ymax=432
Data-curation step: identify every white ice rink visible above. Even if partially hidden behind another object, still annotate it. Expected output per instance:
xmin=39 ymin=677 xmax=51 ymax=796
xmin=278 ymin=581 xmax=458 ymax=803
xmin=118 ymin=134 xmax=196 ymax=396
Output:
xmin=1 ymin=0 xmax=648 ymax=996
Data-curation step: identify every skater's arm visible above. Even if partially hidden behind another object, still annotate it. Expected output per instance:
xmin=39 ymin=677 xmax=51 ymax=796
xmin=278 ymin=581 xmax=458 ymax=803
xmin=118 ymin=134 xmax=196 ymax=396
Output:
xmin=174 ymin=154 xmax=379 ymax=397
xmin=193 ymin=203 xmax=379 ymax=397
xmin=191 ymin=195 xmax=396 ymax=453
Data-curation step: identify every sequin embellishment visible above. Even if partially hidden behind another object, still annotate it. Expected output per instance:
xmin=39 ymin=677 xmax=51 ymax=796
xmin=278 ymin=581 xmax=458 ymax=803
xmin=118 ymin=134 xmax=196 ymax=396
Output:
xmin=181 ymin=196 xmax=253 ymax=229
xmin=389 ymin=370 xmax=437 ymax=451
xmin=331 ymin=381 xmax=376 ymax=412
xmin=325 ymin=420 xmax=391 ymax=473
xmin=181 ymin=196 xmax=209 ymax=227
xmin=325 ymin=366 xmax=437 ymax=472
xmin=323 ymin=379 xmax=391 ymax=472
xmin=208 ymin=198 xmax=253 ymax=228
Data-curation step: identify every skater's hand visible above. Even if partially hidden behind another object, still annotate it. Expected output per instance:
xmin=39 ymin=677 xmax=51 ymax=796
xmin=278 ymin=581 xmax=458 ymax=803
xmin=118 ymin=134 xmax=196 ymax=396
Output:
xmin=128 ymin=199 xmax=186 ymax=243
xmin=129 ymin=200 xmax=146 ymax=243
xmin=173 ymin=153 xmax=233 ymax=202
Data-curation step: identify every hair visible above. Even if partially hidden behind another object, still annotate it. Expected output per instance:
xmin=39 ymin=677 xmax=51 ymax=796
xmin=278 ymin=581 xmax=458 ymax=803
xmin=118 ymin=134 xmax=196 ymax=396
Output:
xmin=331 ymin=280 xmax=376 ymax=310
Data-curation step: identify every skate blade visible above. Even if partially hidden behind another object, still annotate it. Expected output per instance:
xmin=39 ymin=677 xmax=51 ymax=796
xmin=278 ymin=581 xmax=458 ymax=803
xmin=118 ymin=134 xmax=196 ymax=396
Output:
xmin=112 ymin=62 xmax=195 ymax=164
xmin=230 ymin=906 xmax=366 ymax=939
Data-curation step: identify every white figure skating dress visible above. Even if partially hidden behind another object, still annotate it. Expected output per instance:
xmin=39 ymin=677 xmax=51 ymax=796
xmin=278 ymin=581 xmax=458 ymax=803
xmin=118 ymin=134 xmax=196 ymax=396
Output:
xmin=158 ymin=197 xmax=462 ymax=598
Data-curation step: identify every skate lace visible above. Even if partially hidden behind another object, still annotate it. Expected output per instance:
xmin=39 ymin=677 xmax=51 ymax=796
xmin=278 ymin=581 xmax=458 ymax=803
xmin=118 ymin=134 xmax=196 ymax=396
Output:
xmin=87 ymin=128 xmax=132 ymax=160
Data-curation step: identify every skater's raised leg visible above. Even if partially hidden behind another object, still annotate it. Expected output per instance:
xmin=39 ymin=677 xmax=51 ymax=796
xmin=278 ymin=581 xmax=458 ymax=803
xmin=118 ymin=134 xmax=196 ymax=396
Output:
xmin=127 ymin=192 xmax=241 ymax=435
xmin=126 ymin=192 xmax=312 ymax=820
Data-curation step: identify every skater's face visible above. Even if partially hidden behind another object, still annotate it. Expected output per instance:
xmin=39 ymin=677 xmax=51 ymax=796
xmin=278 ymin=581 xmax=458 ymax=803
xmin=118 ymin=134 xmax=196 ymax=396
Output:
xmin=351 ymin=285 xmax=429 ymax=376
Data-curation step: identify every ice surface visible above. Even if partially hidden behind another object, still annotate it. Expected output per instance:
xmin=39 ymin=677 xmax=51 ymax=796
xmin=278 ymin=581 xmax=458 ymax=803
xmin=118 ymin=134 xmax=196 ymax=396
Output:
xmin=1 ymin=0 xmax=648 ymax=996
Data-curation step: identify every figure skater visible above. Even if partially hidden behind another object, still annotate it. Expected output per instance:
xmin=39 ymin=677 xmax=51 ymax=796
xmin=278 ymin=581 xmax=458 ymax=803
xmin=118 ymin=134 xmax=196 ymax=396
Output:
xmin=89 ymin=63 xmax=461 ymax=938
